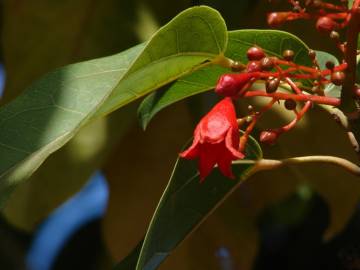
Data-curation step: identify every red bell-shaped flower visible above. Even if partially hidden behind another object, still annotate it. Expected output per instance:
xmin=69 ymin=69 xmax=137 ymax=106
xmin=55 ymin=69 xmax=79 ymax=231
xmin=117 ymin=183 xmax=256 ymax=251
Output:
xmin=180 ymin=97 xmax=244 ymax=181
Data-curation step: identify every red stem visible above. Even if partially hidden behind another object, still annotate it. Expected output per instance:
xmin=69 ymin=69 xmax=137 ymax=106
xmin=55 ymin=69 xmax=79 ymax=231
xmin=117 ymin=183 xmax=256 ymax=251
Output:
xmin=284 ymin=77 xmax=303 ymax=94
xmin=276 ymin=101 xmax=312 ymax=133
xmin=274 ymin=60 xmax=347 ymax=75
xmin=244 ymin=90 xmax=340 ymax=106
xmin=253 ymin=63 xmax=347 ymax=82
xmin=239 ymin=99 xmax=276 ymax=151
xmin=321 ymin=3 xmax=348 ymax=12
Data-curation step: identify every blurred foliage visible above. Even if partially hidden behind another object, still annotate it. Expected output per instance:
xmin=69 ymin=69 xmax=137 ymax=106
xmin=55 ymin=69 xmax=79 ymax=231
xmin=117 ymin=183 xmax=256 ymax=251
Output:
xmin=2 ymin=1 xmax=226 ymax=230
xmin=1 ymin=0 xmax=141 ymax=230
xmin=0 ymin=1 xmax=360 ymax=270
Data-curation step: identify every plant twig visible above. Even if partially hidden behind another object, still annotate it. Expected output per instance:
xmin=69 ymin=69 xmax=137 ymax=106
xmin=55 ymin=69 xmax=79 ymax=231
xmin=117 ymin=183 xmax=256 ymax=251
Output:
xmin=341 ymin=0 xmax=360 ymax=112
xmin=244 ymin=90 xmax=340 ymax=106
xmin=246 ymin=155 xmax=360 ymax=176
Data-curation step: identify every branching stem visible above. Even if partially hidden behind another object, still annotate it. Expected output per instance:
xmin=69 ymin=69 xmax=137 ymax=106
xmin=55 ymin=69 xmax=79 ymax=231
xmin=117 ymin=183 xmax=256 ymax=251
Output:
xmin=244 ymin=90 xmax=340 ymax=106
xmin=234 ymin=155 xmax=360 ymax=177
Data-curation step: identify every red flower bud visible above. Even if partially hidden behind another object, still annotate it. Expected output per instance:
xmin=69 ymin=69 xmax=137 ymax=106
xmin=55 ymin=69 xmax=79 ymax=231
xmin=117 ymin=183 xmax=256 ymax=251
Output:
xmin=316 ymin=16 xmax=338 ymax=33
xmin=331 ymin=71 xmax=345 ymax=86
xmin=259 ymin=130 xmax=279 ymax=145
xmin=267 ymin=12 xmax=290 ymax=27
xmin=354 ymin=86 xmax=360 ymax=97
xmin=180 ymin=98 xmax=244 ymax=180
xmin=215 ymin=73 xmax=259 ymax=97
xmin=246 ymin=61 xmax=262 ymax=73
xmin=247 ymin=47 xmax=265 ymax=61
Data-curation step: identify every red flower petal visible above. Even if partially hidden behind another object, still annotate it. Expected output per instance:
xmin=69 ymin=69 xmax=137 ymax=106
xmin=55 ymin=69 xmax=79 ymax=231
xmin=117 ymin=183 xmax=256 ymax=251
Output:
xmin=180 ymin=98 xmax=244 ymax=181
xmin=225 ymin=127 xmax=244 ymax=159
xmin=217 ymin=152 xmax=234 ymax=179
xmin=179 ymin=126 xmax=200 ymax=159
xmin=198 ymin=144 xmax=218 ymax=181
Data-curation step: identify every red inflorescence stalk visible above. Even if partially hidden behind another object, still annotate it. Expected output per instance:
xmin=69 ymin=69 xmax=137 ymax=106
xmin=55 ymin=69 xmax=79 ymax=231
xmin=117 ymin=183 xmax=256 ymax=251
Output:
xmin=276 ymin=100 xmax=312 ymax=133
xmin=213 ymin=43 xmax=346 ymax=157
xmin=243 ymin=91 xmax=340 ymax=106
xmin=180 ymin=1 xmax=358 ymax=181
xmin=239 ymin=99 xmax=277 ymax=152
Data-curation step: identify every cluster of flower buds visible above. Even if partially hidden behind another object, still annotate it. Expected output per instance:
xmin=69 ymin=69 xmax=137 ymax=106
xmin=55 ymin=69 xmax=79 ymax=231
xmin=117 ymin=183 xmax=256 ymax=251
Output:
xmin=267 ymin=0 xmax=357 ymax=53
xmin=181 ymin=45 xmax=347 ymax=180
xmin=215 ymin=46 xmax=346 ymax=146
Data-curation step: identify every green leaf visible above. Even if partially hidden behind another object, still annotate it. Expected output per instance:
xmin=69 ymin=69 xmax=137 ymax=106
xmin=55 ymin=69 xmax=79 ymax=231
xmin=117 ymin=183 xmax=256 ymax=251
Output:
xmin=0 ymin=6 xmax=227 ymax=206
xmin=1 ymin=0 xmax=143 ymax=230
xmin=114 ymin=240 xmax=144 ymax=270
xmin=315 ymin=50 xmax=341 ymax=98
xmin=349 ymin=0 xmax=354 ymax=9
xmin=0 ymin=44 xmax=144 ymax=206
xmin=138 ymin=29 xmax=312 ymax=129
xmin=131 ymin=134 xmax=262 ymax=270
xmin=95 ymin=5 xmax=228 ymax=117
xmin=137 ymin=65 xmax=228 ymax=130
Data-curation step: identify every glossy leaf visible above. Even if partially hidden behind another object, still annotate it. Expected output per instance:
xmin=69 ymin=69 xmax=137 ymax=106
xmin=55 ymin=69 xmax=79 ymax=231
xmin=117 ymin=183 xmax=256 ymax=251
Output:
xmin=0 ymin=6 xmax=227 ymax=206
xmin=124 ymin=134 xmax=262 ymax=270
xmin=1 ymin=0 xmax=143 ymax=231
xmin=138 ymin=29 xmax=312 ymax=129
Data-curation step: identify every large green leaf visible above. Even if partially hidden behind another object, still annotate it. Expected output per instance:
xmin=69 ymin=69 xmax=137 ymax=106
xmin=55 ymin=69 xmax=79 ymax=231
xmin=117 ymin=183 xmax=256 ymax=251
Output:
xmin=138 ymin=29 xmax=312 ymax=129
xmin=113 ymin=134 xmax=262 ymax=270
xmin=1 ymin=0 xmax=143 ymax=230
xmin=0 ymin=6 xmax=227 ymax=206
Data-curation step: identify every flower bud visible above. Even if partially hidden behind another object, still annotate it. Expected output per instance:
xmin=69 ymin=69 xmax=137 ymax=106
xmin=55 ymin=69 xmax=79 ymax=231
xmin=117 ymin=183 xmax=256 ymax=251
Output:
xmin=316 ymin=16 xmax=339 ymax=33
xmin=260 ymin=57 xmax=275 ymax=70
xmin=353 ymin=86 xmax=360 ymax=97
xmin=284 ymin=99 xmax=297 ymax=110
xmin=215 ymin=73 xmax=258 ymax=97
xmin=265 ymin=77 xmax=280 ymax=93
xmin=325 ymin=61 xmax=335 ymax=70
xmin=331 ymin=71 xmax=345 ymax=86
xmin=267 ymin=12 xmax=290 ymax=27
xmin=246 ymin=61 xmax=262 ymax=72
xmin=247 ymin=47 xmax=265 ymax=61
xmin=308 ymin=50 xmax=316 ymax=60
xmin=259 ymin=130 xmax=279 ymax=145
xmin=283 ymin=49 xmax=294 ymax=61
xmin=330 ymin=31 xmax=340 ymax=40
